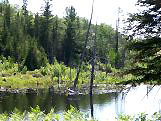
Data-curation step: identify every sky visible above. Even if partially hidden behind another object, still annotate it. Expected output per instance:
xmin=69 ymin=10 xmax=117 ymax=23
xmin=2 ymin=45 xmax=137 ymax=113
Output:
xmin=8 ymin=0 xmax=138 ymax=28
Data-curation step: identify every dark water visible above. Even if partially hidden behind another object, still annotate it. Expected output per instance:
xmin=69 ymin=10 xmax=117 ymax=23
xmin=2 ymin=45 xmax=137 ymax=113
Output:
xmin=0 ymin=85 xmax=161 ymax=121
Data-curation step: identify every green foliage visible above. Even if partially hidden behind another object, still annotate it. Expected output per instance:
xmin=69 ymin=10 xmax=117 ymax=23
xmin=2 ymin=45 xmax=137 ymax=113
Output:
xmin=96 ymin=24 xmax=115 ymax=63
xmin=64 ymin=6 xmax=79 ymax=65
xmin=1 ymin=106 xmax=161 ymax=121
xmin=118 ymin=112 xmax=161 ymax=121
xmin=0 ymin=1 xmax=128 ymax=71
xmin=108 ymin=49 xmax=116 ymax=67
xmin=118 ymin=114 xmax=134 ymax=121
xmin=0 ymin=113 xmax=8 ymax=121
xmin=125 ymin=0 xmax=161 ymax=84
xmin=0 ymin=1 xmax=130 ymax=89
xmin=0 ymin=106 xmax=95 ymax=121
xmin=64 ymin=106 xmax=82 ymax=121
xmin=95 ymin=72 xmax=107 ymax=83
xmin=21 ymin=66 xmax=27 ymax=74
xmin=0 ymin=56 xmax=124 ymax=89
xmin=0 ymin=56 xmax=18 ymax=74
xmin=31 ymin=105 xmax=41 ymax=114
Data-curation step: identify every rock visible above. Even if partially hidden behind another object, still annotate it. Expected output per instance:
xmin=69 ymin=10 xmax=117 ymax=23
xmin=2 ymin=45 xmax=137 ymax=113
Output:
xmin=67 ymin=88 xmax=83 ymax=96
xmin=11 ymin=90 xmax=19 ymax=94
xmin=0 ymin=87 xmax=6 ymax=91
xmin=26 ymin=88 xmax=36 ymax=93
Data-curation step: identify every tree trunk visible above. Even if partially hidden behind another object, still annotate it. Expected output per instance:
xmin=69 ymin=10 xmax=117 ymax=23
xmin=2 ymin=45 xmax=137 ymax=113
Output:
xmin=115 ymin=20 xmax=119 ymax=69
xmin=90 ymin=24 xmax=97 ymax=96
xmin=74 ymin=0 xmax=95 ymax=90
xmin=90 ymin=94 xmax=94 ymax=118
xmin=89 ymin=23 xmax=97 ymax=119
xmin=115 ymin=8 xmax=121 ymax=69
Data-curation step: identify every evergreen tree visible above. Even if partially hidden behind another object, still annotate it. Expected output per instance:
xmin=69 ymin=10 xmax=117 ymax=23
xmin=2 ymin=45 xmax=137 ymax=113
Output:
xmin=51 ymin=15 xmax=59 ymax=62
xmin=22 ymin=0 xmax=28 ymax=33
xmin=4 ymin=3 xmax=10 ymax=29
xmin=125 ymin=0 xmax=161 ymax=84
xmin=1 ymin=2 xmax=10 ymax=56
xmin=22 ymin=0 xmax=28 ymax=16
xmin=39 ymin=0 xmax=53 ymax=63
xmin=11 ymin=12 xmax=21 ymax=60
xmin=34 ymin=13 xmax=40 ymax=39
xmin=64 ymin=6 xmax=77 ymax=65
xmin=0 ymin=1 xmax=129 ymax=71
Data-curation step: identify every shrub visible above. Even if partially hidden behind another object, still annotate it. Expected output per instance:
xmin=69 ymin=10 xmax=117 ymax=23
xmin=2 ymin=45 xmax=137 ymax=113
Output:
xmin=0 ymin=56 xmax=18 ymax=74
xmin=0 ymin=106 xmax=95 ymax=121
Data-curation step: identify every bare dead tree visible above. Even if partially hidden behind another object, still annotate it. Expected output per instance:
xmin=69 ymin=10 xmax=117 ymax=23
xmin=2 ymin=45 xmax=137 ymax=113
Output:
xmin=90 ymin=23 xmax=97 ymax=96
xmin=89 ymin=23 xmax=97 ymax=119
xmin=90 ymin=92 xmax=94 ymax=118
xmin=115 ymin=7 xmax=121 ymax=69
xmin=74 ymin=0 xmax=95 ymax=90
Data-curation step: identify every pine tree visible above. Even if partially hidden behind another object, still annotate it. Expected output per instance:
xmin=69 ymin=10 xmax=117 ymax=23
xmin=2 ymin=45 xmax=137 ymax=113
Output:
xmin=39 ymin=0 xmax=53 ymax=63
xmin=22 ymin=0 xmax=28 ymax=16
xmin=22 ymin=0 xmax=28 ymax=33
xmin=64 ymin=6 xmax=77 ymax=65
xmin=51 ymin=15 xmax=59 ymax=63
xmin=125 ymin=0 xmax=161 ymax=84
xmin=1 ymin=2 xmax=10 ymax=56
xmin=34 ymin=13 xmax=40 ymax=39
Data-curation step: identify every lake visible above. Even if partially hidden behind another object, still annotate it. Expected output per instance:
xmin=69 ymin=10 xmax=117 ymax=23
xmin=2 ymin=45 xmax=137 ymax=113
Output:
xmin=0 ymin=84 xmax=161 ymax=121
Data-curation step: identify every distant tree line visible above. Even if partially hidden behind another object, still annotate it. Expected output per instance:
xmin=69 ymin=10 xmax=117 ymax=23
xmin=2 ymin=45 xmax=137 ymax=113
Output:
xmin=0 ymin=0 xmax=127 ymax=71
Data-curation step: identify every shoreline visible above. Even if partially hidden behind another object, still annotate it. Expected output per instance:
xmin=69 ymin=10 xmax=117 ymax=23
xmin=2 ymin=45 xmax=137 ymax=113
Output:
xmin=0 ymin=84 xmax=125 ymax=95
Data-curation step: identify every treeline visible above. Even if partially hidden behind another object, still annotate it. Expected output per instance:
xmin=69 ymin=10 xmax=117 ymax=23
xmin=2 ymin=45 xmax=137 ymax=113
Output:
xmin=0 ymin=0 xmax=127 ymax=71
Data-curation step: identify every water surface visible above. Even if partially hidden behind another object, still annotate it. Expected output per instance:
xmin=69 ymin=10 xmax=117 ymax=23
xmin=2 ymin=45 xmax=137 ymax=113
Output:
xmin=0 ymin=85 xmax=161 ymax=121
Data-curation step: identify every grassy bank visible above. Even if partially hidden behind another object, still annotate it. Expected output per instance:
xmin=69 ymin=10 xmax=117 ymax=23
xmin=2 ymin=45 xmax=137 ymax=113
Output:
xmin=0 ymin=57 xmax=125 ymax=90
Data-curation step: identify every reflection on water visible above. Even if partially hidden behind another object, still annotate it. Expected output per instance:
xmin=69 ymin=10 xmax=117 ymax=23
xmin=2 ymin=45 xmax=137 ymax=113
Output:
xmin=0 ymin=85 xmax=161 ymax=121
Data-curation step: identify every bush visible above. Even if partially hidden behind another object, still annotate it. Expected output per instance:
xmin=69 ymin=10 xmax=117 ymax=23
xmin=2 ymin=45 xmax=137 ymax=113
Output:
xmin=0 ymin=56 xmax=18 ymax=74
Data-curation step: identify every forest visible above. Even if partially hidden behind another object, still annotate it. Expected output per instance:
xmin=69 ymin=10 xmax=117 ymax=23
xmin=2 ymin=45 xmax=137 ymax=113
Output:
xmin=0 ymin=0 xmax=161 ymax=120
xmin=0 ymin=0 xmax=127 ymax=70
xmin=0 ymin=0 xmax=128 ymax=88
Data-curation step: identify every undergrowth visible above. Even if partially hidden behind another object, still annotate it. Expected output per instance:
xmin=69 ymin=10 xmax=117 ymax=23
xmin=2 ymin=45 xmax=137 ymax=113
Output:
xmin=0 ymin=106 xmax=160 ymax=121
xmin=0 ymin=57 xmax=124 ymax=89
xmin=118 ymin=112 xmax=161 ymax=121
xmin=0 ymin=106 xmax=96 ymax=121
